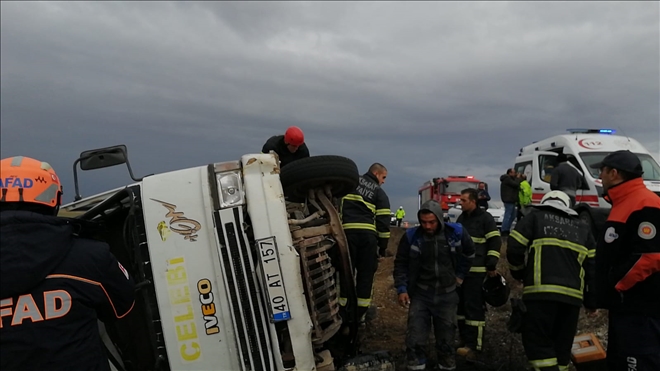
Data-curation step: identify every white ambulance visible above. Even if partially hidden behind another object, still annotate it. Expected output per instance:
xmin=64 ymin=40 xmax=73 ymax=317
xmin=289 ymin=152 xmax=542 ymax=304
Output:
xmin=513 ymin=129 xmax=660 ymax=231
xmin=58 ymin=145 xmax=393 ymax=371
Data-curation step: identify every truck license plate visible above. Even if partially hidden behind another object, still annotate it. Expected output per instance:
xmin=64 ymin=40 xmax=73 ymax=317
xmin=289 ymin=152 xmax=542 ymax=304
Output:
xmin=257 ymin=237 xmax=291 ymax=322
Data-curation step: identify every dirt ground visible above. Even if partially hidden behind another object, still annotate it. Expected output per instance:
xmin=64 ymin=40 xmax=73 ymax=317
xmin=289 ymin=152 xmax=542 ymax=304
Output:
xmin=360 ymin=227 xmax=609 ymax=371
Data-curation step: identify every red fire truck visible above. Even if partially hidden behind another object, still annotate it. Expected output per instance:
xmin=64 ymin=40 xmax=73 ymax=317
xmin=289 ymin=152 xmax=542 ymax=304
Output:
xmin=418 ymin=175 xmax=484 ymax=220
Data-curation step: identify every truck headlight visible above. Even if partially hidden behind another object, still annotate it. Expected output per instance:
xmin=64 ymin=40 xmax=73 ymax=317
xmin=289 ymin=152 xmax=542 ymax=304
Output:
xmin=216 ymin=171 xmax=245 ymax=208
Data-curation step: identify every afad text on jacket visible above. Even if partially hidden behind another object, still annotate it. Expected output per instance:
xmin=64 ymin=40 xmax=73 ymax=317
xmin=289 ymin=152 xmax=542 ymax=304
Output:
xmin=0 ymin=211 xmax=135 ymax=371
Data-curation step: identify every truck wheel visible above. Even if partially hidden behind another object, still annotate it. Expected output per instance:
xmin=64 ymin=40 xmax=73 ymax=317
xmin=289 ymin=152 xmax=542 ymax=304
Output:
xmin=280 ymin=155 xmax=359 ymax=199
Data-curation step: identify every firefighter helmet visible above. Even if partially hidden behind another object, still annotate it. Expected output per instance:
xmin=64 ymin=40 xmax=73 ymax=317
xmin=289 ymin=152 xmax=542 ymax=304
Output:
xmin=483 ymin=273 xmax=510 ymax=307
xmin=541 ymin=190 xmax=571 ymax=208
xmin=0 ymin=156 xmax=62 ymax=208
xmin=537 ymin=190 xmax=577 ymax=215
xmin=284 ymin=126 xmax=305 ymax=146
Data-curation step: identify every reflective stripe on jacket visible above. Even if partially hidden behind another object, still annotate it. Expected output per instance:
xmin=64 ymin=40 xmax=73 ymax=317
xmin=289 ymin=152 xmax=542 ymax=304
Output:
xmin=456 ymin=207 xmax=501 ymax=273
xmin=340 ymin=172 xmax=391 ymax=242
xmin=506 ymin=207 xmax=596 ymax=307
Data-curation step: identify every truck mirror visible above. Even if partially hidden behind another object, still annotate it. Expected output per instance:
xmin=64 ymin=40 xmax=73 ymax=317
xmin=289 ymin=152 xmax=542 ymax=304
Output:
xmin=73 ymin=144 xmax=144 ymax=201
xmin=79 ymin=145 xmax=128 ymax=170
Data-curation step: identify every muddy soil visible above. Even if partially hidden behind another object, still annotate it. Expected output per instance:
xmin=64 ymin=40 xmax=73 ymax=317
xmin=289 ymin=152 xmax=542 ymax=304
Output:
xmin=359 ymin=227 xmax=608 ymax=371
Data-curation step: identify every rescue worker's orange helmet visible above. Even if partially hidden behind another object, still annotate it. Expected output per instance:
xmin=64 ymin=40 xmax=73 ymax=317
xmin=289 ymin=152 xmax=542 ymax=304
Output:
xmin=0 ymin=156 xmax=63 ymax=208
xmin=284 ymin=126 xmax=305 ymax=147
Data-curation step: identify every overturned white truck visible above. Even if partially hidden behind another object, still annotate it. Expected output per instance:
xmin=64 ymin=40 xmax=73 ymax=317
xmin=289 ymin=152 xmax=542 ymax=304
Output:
xmin=58 ymin=145 xmax=393 ymax=371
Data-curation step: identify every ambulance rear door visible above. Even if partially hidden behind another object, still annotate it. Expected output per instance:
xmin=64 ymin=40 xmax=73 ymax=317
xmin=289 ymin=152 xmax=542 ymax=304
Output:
xmin=530 ymin=151 xmax=559 ymax=205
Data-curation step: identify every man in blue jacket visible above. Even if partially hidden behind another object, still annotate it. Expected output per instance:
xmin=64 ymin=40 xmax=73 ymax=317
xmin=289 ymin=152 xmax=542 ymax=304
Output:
xmin=394 ymin=200 xmax=475 ymax=371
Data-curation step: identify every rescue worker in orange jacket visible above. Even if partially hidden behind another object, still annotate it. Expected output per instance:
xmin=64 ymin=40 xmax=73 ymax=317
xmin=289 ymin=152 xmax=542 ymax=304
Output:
xmin=0 ymin=156 xmax=135 ymax=371
xmin=590 ymin=150 xmax=660 ymax=371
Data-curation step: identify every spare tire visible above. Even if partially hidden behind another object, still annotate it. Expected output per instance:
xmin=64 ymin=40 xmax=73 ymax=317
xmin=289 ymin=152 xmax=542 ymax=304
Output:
xmin=280 ymin=155 xmax=359 ymax=199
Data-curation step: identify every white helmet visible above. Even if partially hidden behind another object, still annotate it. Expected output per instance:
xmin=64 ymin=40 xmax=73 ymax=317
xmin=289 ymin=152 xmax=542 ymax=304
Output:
xmin=538 ymin=191 xmax=576 ymax=215
xmin=399 ymin=206 xmax=403 ymax=209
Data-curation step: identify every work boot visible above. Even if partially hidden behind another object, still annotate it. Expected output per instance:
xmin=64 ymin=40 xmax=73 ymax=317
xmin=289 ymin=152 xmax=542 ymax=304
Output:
xmin=436 ymin=354 xmax=456 ymax=370
xmin=406 ymin=357 xmax=426 ymax=370
xmin=456 ymin=347 xmax=478 ymax=362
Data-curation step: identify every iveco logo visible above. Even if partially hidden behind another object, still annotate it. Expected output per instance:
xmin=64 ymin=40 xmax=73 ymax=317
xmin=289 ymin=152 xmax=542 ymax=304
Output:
xmin=578 ymin=139 xmax=603 ymax=149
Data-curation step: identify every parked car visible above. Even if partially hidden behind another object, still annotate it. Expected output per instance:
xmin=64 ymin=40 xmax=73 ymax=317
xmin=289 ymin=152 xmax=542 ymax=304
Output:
xmin=447 ymin=201 xmax=504 ymax=229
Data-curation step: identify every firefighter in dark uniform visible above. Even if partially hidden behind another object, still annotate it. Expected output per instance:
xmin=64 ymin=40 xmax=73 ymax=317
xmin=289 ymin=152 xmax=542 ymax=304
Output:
xmin=339 ymin=162 xmax=391 ymax=323
xmin=455 ymin=188 xmax=502 ymax=360
xmin=507 ymin=191 xmax=597 ymax=371
xmin=0 ymin=156 xmax=136 ymax=371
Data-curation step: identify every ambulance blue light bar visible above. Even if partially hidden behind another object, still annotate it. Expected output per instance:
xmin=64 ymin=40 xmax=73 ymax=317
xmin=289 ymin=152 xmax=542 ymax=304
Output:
xmin=566 ymin=128 xmax=616 ymax=134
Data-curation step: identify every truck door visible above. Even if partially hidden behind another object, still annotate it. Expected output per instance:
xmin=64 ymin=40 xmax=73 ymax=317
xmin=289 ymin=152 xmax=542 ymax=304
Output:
xmin=531 ymin=151 xmax=559 ymax=205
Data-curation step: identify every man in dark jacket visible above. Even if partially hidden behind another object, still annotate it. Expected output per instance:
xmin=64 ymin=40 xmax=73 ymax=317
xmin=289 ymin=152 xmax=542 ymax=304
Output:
xmin=339 ymin=163 xmax=391 ymax=324
xmin=262 ymin=126 xmax=310 ymax=168
xmin=394 ymin=200 xmax=475 ymax=371
xmin=456 ymin=188 xmax=502 ymax=360
xmin=477 ymin=182 xmax=490 ymax=210
xmin=0 ymin=156 xmax=135 ymax=371
xmin=507 ymin=191 xmax=596 ymax=371
xmin=590 ymin=150 xmax=660 ymax=371
xmin=550 ymin=153 xmax=583 ymax=206
xmin=500 ymin=168 xmax=522 ymax=236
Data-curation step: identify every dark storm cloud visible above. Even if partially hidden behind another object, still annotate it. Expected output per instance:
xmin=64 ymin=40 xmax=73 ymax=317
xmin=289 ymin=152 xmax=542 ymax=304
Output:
xmin=1 ymin=1 xmax=658 ymax=213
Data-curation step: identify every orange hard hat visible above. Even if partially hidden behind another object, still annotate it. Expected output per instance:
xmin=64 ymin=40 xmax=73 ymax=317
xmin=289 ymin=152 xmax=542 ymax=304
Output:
xmin=284 ymin=126 xmax=305 ymax=147
xmin=0 ymin=156 xmax=62 ymax=208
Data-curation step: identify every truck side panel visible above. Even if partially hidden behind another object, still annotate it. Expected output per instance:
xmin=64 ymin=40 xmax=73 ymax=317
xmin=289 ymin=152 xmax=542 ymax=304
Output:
xmin=142 ymin=166 xmax=242 ymax=371
xmin=241 ymin=153 xmax=316 ymax=371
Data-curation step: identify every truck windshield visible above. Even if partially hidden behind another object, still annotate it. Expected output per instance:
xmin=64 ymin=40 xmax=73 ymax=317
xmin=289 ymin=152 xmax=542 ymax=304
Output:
xmin=444 ymin=181 xmax=480 ymax=194
xmin=580 ymin=152 xmax=660 ymax=181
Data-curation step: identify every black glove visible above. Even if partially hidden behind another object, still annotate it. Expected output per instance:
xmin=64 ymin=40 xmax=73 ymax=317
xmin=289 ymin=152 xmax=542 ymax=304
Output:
xmin=510 ymin=268 xmax=526 ymax=282
xmin=378 ymin=238 xmax=389 ymax=257
xmin=507 ymin=298 xmax=527 ymax=333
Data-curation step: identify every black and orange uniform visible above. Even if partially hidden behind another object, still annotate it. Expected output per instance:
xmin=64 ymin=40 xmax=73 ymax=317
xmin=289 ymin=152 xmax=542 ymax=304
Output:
xmin=507 ymin=207 xmax=596 ymax=371
xmin=0 ymin=211 xmax=135 ymax=371
xmin=595 ymin=178 xmax=660 ymax=371
xmin=456 ymin=207 xmax=501 ymax=352
xmin=339 ymin=171 xmax=391 ymax=320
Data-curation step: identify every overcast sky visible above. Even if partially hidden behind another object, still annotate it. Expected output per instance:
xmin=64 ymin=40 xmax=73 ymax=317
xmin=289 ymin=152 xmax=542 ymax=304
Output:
xmin=2 ymin=2 xmax=659 ymax=217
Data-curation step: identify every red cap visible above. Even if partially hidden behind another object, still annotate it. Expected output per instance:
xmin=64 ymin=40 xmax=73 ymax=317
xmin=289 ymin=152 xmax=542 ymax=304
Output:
xmin=284 ymin=126 xmax=305 ymax=146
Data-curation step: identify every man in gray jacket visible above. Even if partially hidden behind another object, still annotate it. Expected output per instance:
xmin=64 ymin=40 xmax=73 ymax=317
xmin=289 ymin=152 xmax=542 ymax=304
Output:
xmin=550 ymin=153 xmax=583 ymax=206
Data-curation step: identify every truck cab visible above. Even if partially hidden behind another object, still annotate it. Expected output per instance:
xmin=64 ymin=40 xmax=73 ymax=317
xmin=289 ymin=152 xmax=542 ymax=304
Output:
xmin=418 ymin=176 xmax=484 ymax=220
xmin=513 ymin=129 xmax=660 ymax=234
xmin=58 ymin=145 xmax=393 ymax=371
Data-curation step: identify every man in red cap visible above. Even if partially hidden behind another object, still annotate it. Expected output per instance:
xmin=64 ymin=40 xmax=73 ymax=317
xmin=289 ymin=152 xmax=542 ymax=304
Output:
xmin=262 ymin=126 xmax=310 ymax=168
